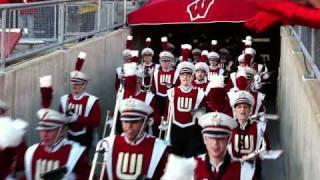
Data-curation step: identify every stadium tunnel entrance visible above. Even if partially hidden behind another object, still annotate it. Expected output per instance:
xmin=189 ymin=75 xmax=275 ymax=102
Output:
xmin=130 ymin=23 xmax=280 ymax=107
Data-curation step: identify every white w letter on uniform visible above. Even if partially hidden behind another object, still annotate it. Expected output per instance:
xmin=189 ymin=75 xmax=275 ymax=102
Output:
xmin=177 ymin=97 xmax=192 ymax=112
xmin=160 ymin=74 xmax=171 ymax=85
xmin=35 ymin=160 xmax=59 ymax=180
xmin=116 ymin=152 xmax=144 ymax=180
xmin=234 ymin=134 xmax=255 ymax=154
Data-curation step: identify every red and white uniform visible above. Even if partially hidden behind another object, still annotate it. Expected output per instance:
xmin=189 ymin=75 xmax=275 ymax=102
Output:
xmin=103 ymin=133 xmax=168 ymax=180
xmin=0 ymin=141 xmax=26 ymax=179
xmin=208 ymin=66 xmax=224 ymax=80
xmin=138 ymin=63 xmax=160 ymax=88
xmin=167 ymin=86 xmax=205 ymax=128
xmin=60 ymin=92 xmax=101 ymax=148
xmin=166 ymin=86 xmax=206 ymax=157
xmin=24 ymin=139 xmax=90 ymax=180
xmin=230 ymin=121 xmax=269 ymax=159
xmin=152 ymin=68 xmax=175 ymax=97
xmin=194 ymin=154 xmax=241 ymax=180
xmin=192 ymin=80 xmax=208 ymax=92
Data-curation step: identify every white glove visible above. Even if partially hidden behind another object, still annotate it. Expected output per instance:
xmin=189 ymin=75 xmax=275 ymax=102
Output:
xmin=253 ymin=82 xmax=263 ymax=91
xmin=158 ymin=121 xmax=168 ymax=131
xmin=68 ymin=113 xmax=78 ymax=123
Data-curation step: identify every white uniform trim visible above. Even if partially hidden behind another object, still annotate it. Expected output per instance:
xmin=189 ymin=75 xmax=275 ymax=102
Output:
xmin=173 ymin=69 xmax=179 ymax=85
xmin=66 ymin=141 xmax=86 ymax=174
xmin=254 ymin=92 xmax=265 ymax=115
xmin=105 ymin=135 xmax=116 ymax=180
xmin=153 ymin=69 xmax=161 ymax=96
xmin=194 ymin=89 xmax=205 ymax=109
xmin=257 ymin=64 xmax=264 ymax=73
xmin=147 ymin=139 xmax=167 ymax=178
xmin=240 ymin=161 xmax=256 ymax=180
xmin=84 ymin=93 xmax=98 ymax=117
xmin=60 ymin=94 xmax=68 ymax=114
xmin=145 ymin=92 xmax=155 ymax=106
xmin=116 ymin=66 xmax=123 ymax=77
xmin=25 ymin=144 xmax=39 ymax=180
xmin=230 ymin=72 xmax=237 ymax=89
xmin=256 ymin=121 xmax=267 ymax=151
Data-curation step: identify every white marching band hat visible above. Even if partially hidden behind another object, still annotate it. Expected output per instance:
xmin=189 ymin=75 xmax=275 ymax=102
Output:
xmin=141 ymin=37 xmax=154 ymax=56
xmin=122 ymin=49 xmax=132 ymax=58
xmin=195 ymin=62 xmax=209 ymax=74
xmin=208 ymin=51 xmax=220 ymax=60
xmin=119 ymin=98 xmax=153 ymax=121
xmin=36 ymin=109 xmax=68 ymax=130
xmin=199 ymin=112 xmax=237 ymax=138
xmin=70 ymin=51 xmax=89 ymax=84
xmin=192 ymin=48 xmax=201 ymax=55
xmin=177 ymin=61 xmax=195 ymax=74
xmin=159 ymin=51 xmax=174 ymax=61
xmin=229 ymin=90 xmax=255 ymax=108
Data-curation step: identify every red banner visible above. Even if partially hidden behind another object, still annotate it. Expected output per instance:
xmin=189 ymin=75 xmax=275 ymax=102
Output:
xmin=128 ymin=0 xmax=258 ymax=25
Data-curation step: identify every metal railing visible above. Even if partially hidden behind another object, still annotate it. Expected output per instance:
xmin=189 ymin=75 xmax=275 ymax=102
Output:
xmin=288 ymin=26 xmax=320 ymax=79
xmin=0 ymin=0 xmax=131 ymax=71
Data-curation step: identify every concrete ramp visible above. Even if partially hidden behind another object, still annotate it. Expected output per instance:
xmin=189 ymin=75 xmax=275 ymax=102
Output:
xmin=0 ymin=28 xmax=130 ymax=144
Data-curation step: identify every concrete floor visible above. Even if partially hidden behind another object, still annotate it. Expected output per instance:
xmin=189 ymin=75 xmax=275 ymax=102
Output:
xmin=262 ymin=120 xmax=286 ymax=180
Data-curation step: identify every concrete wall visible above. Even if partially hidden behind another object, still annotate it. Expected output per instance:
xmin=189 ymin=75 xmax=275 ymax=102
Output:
xmin=278 ymin=27 xmax=320 ymax=180
xmin=0 ymin=28 xmax=130 ymax=144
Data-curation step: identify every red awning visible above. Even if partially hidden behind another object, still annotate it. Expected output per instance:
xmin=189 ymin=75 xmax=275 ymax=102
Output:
xmin=128 ymin=0 xmax=258 ymax=26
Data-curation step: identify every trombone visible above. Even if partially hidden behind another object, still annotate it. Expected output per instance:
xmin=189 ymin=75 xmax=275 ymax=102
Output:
xmin=89 ymin=80 xmax=125 ymax=179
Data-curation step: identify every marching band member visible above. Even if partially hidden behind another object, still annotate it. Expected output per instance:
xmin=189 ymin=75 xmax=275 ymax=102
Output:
xmin=162 ymin=112 xmax=255 ymax=180
xmin=123 ymin=62 xmax=160 ymax=136
xmin=228 ymin=67 xmax=266 ymax=115
xmin=228 ymin=90 xmax=270 ymax=179
xmin=208 ymin=51 xmax=224 ymax=81
xmin=102 ymin=98 xmax=169 ymax=180
xmin=25 ymin=75 xmax=90 ymax=180
xmin=115 ymin=35 xmax=133 ymax=90
xmin=151 ymin=38 xmax=176 ymax=117
xmin=0 ymin=100 xmax=27 ymax=179
xmin=192 ymin=48 xmax=202 ymax=63
xmin=166 ymin=61 xmax=206 ymax=157
xmin=194 ymin=112 xmax=254 ymax=180
xmin=192 ymin=62 xmax=209 ymax=91
xmin=138 ymin=37 xmax=159 ymax=91
xmin=60 ymin=52 xmax=101 ymax=153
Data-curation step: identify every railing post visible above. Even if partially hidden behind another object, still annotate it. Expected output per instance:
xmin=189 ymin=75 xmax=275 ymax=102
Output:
xmin=311 ymin=28 xmax=315 ymax=62
xmin=97 ymin=0 xmax=101 ymax=32
xmin=123 ymin=0 xmax=127 ymax=27
xmin=58 ymin=3 xmax=65 ymax=48
xmin=0 ymin=9 xmax=7 ymax=71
